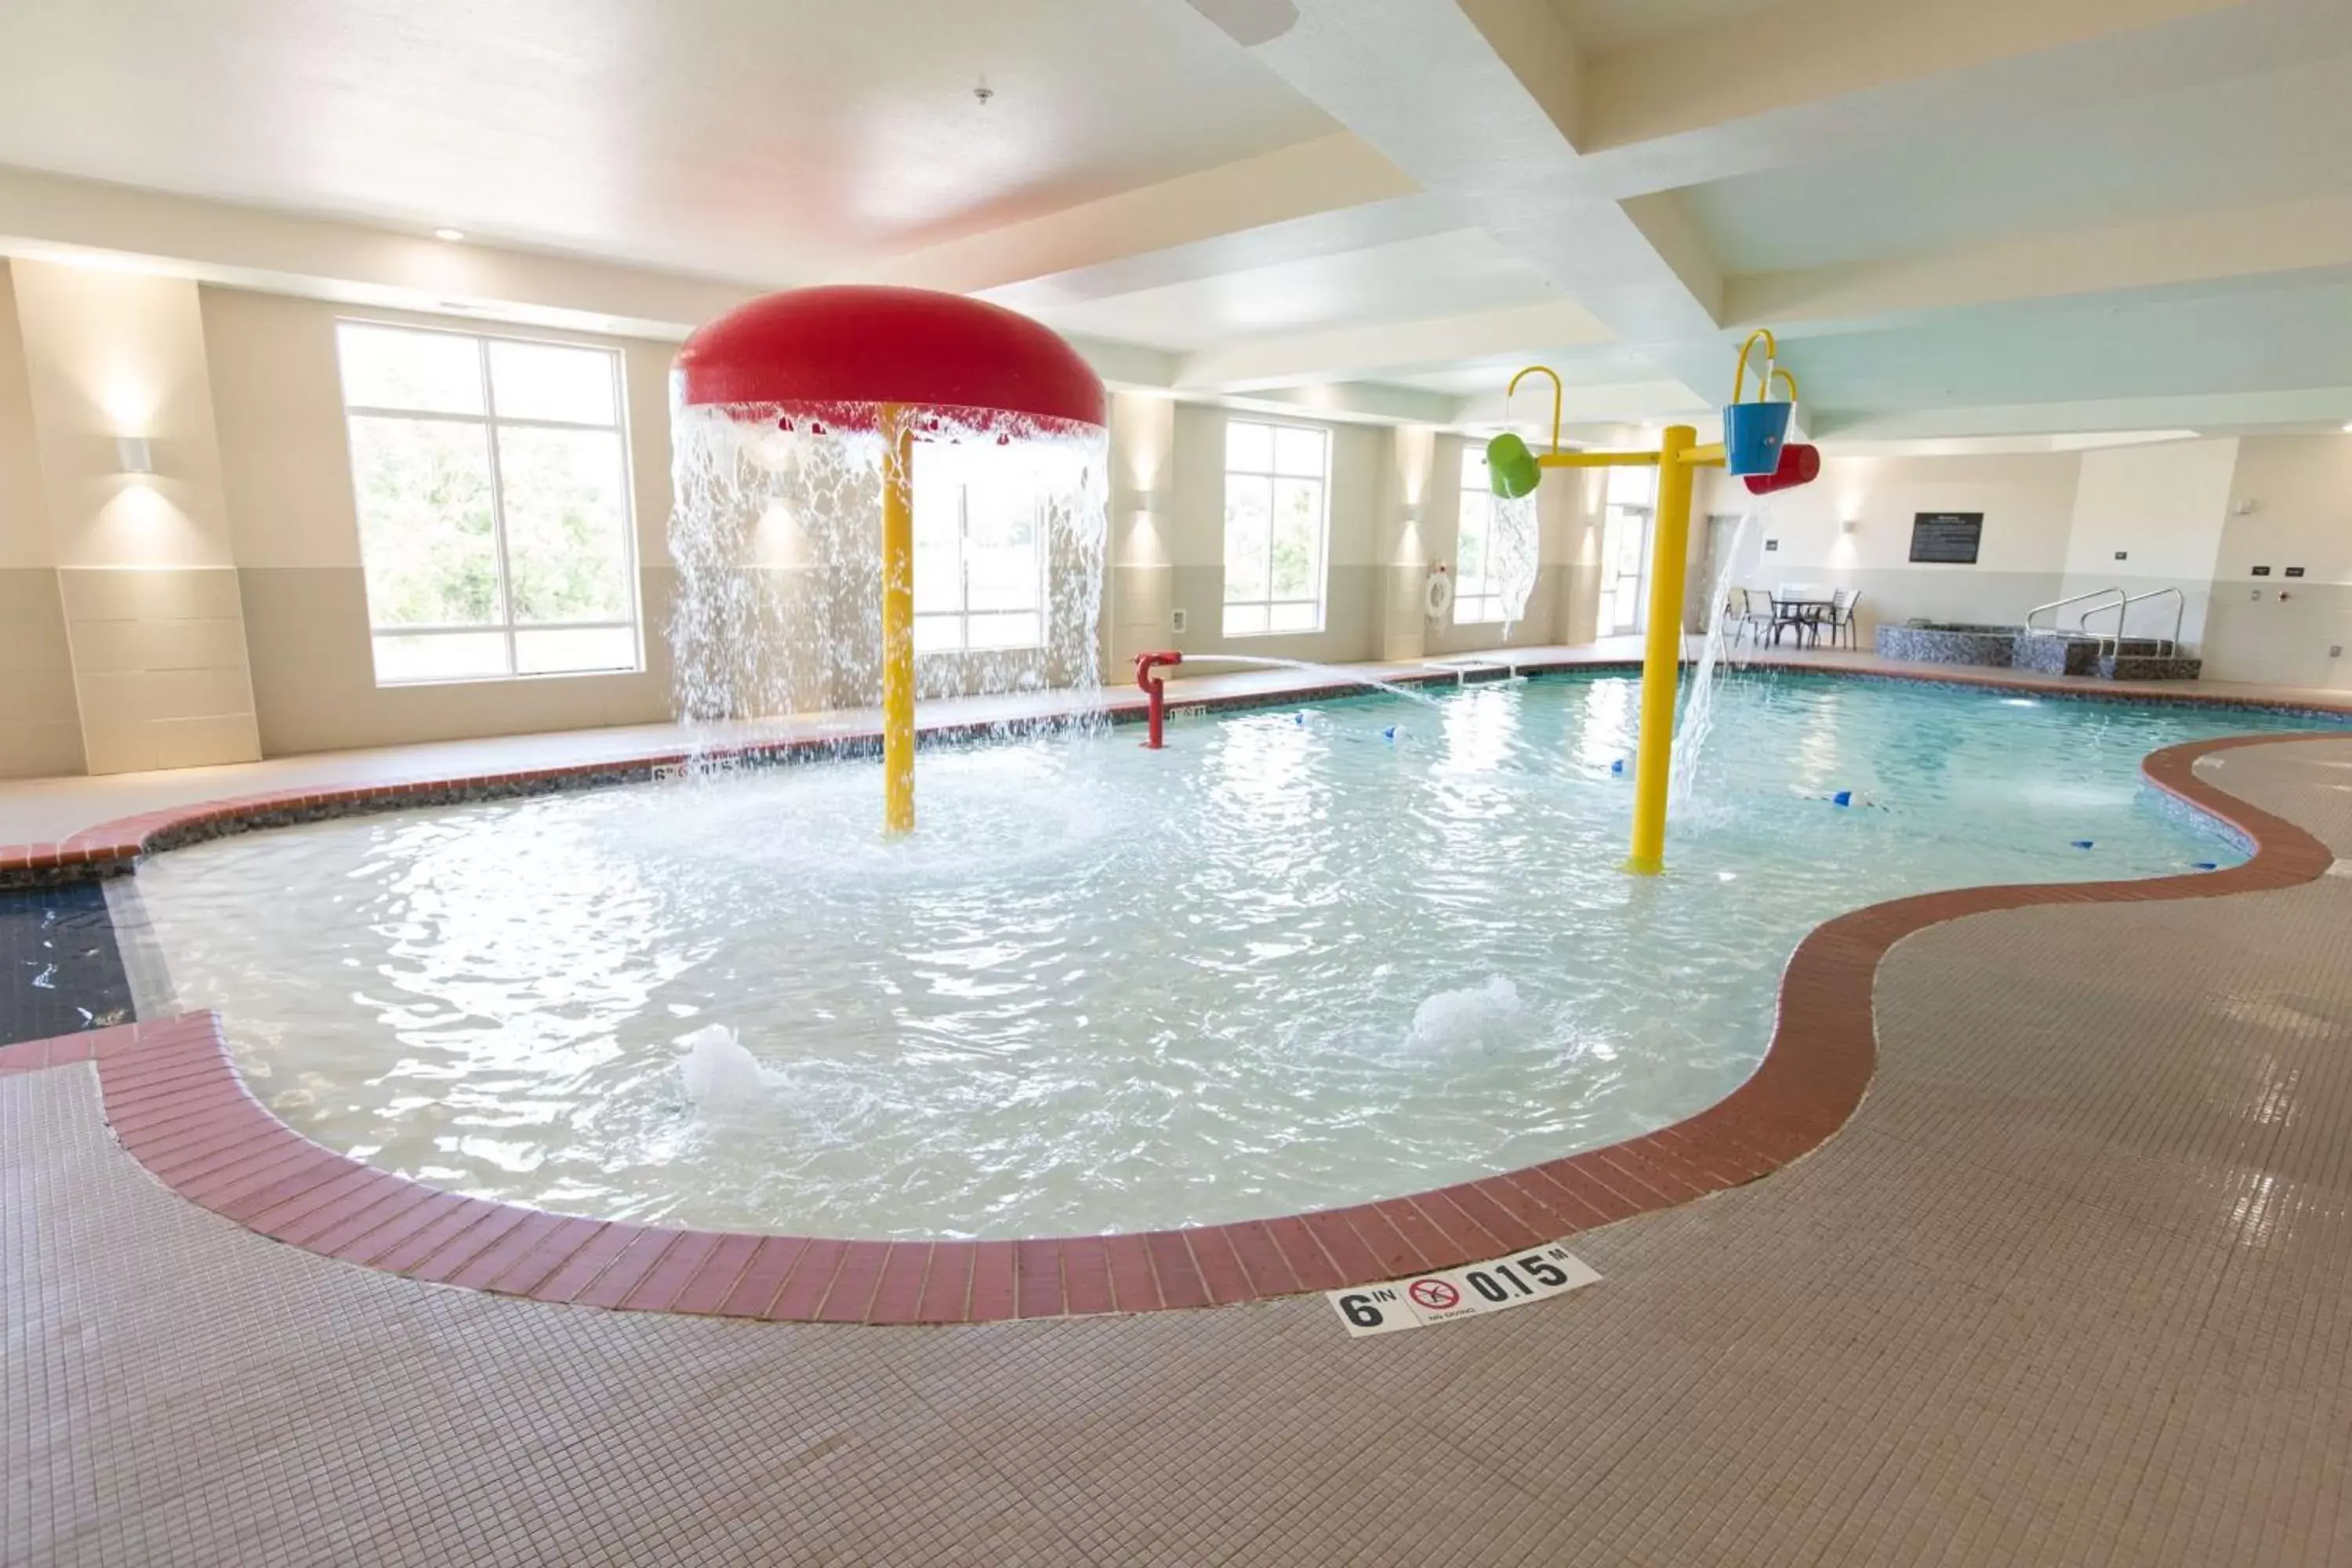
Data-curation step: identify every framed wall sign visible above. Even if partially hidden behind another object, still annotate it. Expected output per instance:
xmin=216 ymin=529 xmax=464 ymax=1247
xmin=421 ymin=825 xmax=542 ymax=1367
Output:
xmin=1909 ymin=512 xmax=1984 ymax=564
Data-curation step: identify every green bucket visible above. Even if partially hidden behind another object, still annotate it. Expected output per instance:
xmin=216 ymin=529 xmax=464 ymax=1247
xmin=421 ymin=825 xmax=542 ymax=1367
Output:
xmin=1486 ymin=432 xmax=1541 ymax=499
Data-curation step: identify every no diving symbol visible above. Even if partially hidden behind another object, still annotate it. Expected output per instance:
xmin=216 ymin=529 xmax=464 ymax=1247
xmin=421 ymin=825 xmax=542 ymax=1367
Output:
xmin=1407 ymin=1278 xmax=1460 ymax=1311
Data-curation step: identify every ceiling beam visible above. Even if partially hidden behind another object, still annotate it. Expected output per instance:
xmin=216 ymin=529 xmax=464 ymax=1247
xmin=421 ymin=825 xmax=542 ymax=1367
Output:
xmin=1172 ymin=299 xmax=1611 ymax=390
xmin=1573 ymin=0 xmax=2352 ymax=194
xmin=1221 ymin=0 xmax=1734 ymax=405
xmin=1451 ymin=376 xmax=1710 ymax=429
xmin=854 ymin=132 xmax=1417 ymax=296
xmin=1586 ymin=0 xmax=2246 ymax=150
xmin=0 ymin=165 xmax=1183 ymax=394
xmin=975 ymin=195 xmax=1455 ymax=315
xmin=0 ymin=164 xmax=758 ymax=339
xmin=1729 ymin=195 xmax=2352 ymax=330
xmin=1817 ymin=387 xmax=2352 ymax=439
xmin=1218 ymin=382 xmax=1464 ymax=425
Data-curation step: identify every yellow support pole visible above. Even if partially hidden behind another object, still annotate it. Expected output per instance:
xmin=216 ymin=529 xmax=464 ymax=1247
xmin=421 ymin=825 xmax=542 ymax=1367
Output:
xmin=880 ymin=408 xmax=916 ymax=836
xmin=1624 ymin=423 xmax=1698 ymax=876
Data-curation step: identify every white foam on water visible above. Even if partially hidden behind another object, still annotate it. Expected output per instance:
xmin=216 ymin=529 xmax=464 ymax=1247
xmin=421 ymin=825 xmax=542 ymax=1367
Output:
xmin=678 ymin=1024 xmax=771 ymax=1116
xmin=1408 ymin=976 xmax=1526 ymax=1051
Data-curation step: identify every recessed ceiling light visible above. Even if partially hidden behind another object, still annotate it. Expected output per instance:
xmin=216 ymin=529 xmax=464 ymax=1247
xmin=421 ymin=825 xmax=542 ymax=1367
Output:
xmin=434 ymin=227 xmax=465 ymax=242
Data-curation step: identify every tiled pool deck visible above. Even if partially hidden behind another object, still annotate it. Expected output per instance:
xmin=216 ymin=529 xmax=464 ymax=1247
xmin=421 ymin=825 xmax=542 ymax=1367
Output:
xmin=6 ymin=644 xmax=2352 ymax=1562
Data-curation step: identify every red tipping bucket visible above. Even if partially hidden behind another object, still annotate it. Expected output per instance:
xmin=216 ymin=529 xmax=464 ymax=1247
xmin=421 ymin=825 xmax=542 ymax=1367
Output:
xmin=1743 ymin=441 xmax=1820 ymax=495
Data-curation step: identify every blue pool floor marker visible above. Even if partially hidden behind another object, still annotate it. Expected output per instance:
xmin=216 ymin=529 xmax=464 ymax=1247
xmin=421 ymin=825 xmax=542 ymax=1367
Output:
xmin=2193 ymin=861 xmax=2219 ymax=871
xmin=2072 ymin=839 xmax=2096 ymax=850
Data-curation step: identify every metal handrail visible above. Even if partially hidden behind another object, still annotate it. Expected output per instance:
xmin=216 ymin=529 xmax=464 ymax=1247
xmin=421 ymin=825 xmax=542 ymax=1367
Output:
xmin=2080 ymin=586 xmax=2184 ymax=657
xmin=2024 ymin=586 xmax=2124 ymax=637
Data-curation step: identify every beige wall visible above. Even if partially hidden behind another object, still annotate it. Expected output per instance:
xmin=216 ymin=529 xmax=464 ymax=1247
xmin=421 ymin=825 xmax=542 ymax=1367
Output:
xmin=0 ymin=265 xmax=49 ymax=572
xmin=1552 ymin=464 xmax=1609 ymax=647
xmin=1106 ymin=390 xmax=1178 ymax=670
xmin=1163 ymin=402 xmax=1387 ymax=666
xmin=1416 ymin=432 xmax=1573 ymax=659
xmin=13 ymin=252 xmax=2349 ymax=786
xmin=2203 ymin=435 xmax=2352 ymax=690
xmin=1373 ymin=423 xmax=1439 ymax=662
xmin=0 ymin=568 xmax=83 ymax=779
xmin=0 ymin=264 xmax=85 ymax=778
xmin=1701 ymin=433 xmax=2352 ymax=686
xmin=1697 ymin=451 xmax=2082 ymax=639
xmin=2060 ymin=437 xmax=2236 ymax=648
xmin=7 ymin=260 xmax=260 ymax=775
xmin=1144 ymin=413 xmax=1596 ymax=673
xmin=198 ymin=286 xmax=681 ymax=753
xmin=2060 ymin=434 xmax=2239 ymax=648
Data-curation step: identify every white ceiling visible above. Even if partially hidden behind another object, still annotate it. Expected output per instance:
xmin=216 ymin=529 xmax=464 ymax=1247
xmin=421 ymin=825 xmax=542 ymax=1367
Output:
xmin=0 ymin=0 xmax=1330 ymax=283
xmin=5 ymin=0 xmax=2352 ymax=438
xmin=994 ymin=229 xmax=1558 ymax=351
xmin=1795 ymin=270 xmax=2352 ymax=425
xmin=1544 ymin=0 xmax=1784 ymax=56
xmin=1683 ymin=53 xmax=2352 ymax=274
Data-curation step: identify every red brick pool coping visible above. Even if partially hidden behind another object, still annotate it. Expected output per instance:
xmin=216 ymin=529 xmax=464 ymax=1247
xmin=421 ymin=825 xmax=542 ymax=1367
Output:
xmin=0 ymin=685 xmax=2343 ymax=1324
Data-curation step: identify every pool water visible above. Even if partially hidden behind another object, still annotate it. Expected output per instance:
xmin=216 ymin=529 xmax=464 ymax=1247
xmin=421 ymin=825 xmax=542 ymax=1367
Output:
xmin=128 ymin=673 xmax=2334 ymax=1239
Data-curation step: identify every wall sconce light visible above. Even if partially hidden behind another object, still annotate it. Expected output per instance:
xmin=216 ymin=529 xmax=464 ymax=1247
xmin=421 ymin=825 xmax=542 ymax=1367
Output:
xmin=1132 ymin=489 xmax=1165 ymax=513
xmin=1840 ymin=517 xmax=1860 ymax=534
xmin=115 ymin=436 xmax=154 ymax=475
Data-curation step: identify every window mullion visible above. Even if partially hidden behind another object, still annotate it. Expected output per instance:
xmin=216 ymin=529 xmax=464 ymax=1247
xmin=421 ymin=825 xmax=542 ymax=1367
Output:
xmin=1260 ymin=472 xmax=1276 ymax=614
xmin=958 ymin=481 xmax=973 ymax=651
xmin=476 ymin=336 xmax=520 ymax=677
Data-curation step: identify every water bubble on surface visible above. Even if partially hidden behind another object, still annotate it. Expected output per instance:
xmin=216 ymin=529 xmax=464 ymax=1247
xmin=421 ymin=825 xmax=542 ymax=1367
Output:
xmin=1408 ymin=976 xmax=1526 ymax=1051
xmin=678 ymin=1024 xmax=770 ymax=1116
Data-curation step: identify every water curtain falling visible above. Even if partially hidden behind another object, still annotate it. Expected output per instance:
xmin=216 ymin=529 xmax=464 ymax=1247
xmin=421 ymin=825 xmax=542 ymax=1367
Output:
xmin=1490 ymin=491 xmax=1541 ymax=634
xmin=669 ymin=404 xmax=1108 ymax=751
xmin=1670 ymin=503 xmax=1766 ymax=809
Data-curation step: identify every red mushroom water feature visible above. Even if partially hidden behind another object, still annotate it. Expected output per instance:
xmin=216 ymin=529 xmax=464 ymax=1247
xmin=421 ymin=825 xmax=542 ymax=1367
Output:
xmin=671 ymin=286 xmax=1109 ymax=834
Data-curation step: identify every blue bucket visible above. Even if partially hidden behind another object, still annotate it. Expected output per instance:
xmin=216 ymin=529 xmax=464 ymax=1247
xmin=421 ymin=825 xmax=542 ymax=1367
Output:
xmin=1723 ymin=399 xmax=1792 ymax=477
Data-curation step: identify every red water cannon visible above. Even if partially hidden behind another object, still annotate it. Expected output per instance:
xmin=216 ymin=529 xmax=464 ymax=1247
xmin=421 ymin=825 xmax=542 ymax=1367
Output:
xmin=1744 ymin=441 xmax=1820 ymax=495
xmin=1135 ymin=650 xmax=1183 ymax=749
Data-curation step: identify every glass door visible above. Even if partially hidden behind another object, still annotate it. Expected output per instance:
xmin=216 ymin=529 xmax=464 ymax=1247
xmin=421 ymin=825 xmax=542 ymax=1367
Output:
xmin=1595 ymin=466 xmax=1657 ymax=637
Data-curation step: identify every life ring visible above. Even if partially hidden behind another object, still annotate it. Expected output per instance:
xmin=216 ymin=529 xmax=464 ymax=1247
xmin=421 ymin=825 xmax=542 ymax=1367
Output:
xmin=1422 ymin=564 xmax=1454 ymax=622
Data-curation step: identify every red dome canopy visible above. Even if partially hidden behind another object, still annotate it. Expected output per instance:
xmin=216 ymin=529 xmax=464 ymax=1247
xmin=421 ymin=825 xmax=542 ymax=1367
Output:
xmin=674 ymin=285 xmax=1106 ymax=430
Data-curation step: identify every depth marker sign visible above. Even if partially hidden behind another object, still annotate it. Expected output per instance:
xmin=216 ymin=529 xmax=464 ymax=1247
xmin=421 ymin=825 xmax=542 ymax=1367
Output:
xmin=1328 ymin=1242 xmax=1600 ymax=1337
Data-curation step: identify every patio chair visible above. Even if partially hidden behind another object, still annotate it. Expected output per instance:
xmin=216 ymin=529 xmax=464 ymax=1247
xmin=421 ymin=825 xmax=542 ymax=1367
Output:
xmin=1730 ymin=588 xmax=1773 ymax=646
xmin=1828 ymin=588 xmax=1861 ymax=650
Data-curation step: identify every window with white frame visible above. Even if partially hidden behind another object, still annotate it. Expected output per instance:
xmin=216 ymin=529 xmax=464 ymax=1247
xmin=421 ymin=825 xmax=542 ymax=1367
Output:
xmin=1454 ymin=445 xmax=1506 ymax=624
xmin=1221 ymin=419 xmax=1330 ymax=637
xmin=912 ymin=440 xmax=1047 ymax=652
xmin=1596 ymin=463 xmax=1656 ymax=638
xmin=336 ymin=321 xmax=640 ymax=685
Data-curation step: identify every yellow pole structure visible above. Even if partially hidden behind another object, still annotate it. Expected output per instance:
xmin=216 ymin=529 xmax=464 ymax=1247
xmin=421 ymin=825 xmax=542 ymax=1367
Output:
xmin=880 ymin=407 xmax=916 ymax=836
xmin=1624 ymin=423 xmax=1697 ymax=876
